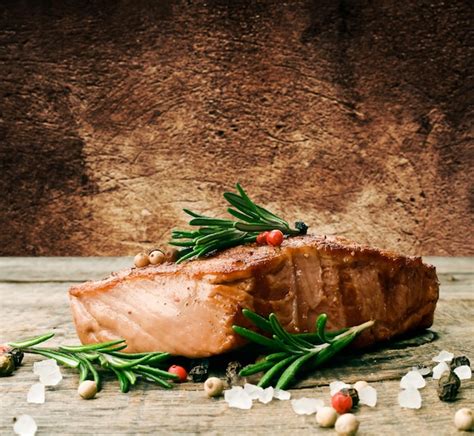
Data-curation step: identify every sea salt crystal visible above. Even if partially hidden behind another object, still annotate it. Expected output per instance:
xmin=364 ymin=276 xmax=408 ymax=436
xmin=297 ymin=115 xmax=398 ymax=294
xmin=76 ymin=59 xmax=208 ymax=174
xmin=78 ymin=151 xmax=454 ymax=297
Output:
xmin=39 ymin=367 xmax=62 ymax=386
xmin=33 ymin=359 xmax=58 ymax=376
xmin=290 ymin=397 xmax=324 ymax=415
xmin=398 ymin=388 xmax=422 ymax=409
xmin=412 ymin=366 xmax=431 ymax=376
xmin=13 ymin=414 xmax=37 ymax=436
xmin=358 ymin=385 xmax=377 ymax=407
xmin=274 ymin=388 xmax=291 ymax=400
xmin=454 ymin=365 xmax=472 ymax=380
xmin=329 ymin=380 xmax=350 ymax=396
xmin=400 ymin=370 xmax=426 ymax=389
xmin=432 ymin=361 xmax=450 ymax=380
xmin=432 ymin=350 xmax=454 ymax=363
xmin=33 ymin=359 xmax=62 ymax=386
xmin=258 ymin=387 xmax=274 ymax=404
xmin=27 ymin=383 xmax=45 ymax=404
xmin=244 ymin=383 xmax=264 ymax=400
xmin=224 ymin=387 xmax=253 ymax=410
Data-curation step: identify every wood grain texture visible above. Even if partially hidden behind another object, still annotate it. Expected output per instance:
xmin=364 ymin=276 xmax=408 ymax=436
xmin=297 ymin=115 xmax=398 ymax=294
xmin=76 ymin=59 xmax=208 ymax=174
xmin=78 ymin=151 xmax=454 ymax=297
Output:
xmin=0 ymin=257 xmax=473 ymax=434
xmin=0 ymin=0 xmax=472 ymax=256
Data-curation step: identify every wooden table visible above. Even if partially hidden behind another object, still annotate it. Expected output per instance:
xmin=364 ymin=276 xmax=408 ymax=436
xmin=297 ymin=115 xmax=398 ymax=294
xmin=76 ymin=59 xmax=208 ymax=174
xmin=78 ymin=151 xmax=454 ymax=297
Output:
xmin=1 ymin=257 xmax=472 ymax=435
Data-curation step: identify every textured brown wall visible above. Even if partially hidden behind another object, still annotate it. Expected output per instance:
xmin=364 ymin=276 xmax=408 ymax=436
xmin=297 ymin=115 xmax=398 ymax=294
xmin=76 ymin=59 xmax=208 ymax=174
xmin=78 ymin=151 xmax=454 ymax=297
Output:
xmin=0 ymin=0 xmax=472 ymax=256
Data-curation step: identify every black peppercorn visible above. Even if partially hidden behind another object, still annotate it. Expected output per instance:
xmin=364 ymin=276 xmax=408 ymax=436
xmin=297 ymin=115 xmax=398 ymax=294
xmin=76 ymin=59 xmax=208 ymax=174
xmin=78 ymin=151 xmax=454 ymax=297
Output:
xmin=189 ymin=358 xmax=210 ymax=383
xmin=340 ymin=387 xmax=360 ymax=407
xmin=295 ymin=221 xmax=309 ymax=235
xmin=9 ymin=348 xmax=24 ymax=368
xmin=450 ymin=356 xmax=470 ymax=371
xmin=438 ymin=371 xmax=461 ymax=402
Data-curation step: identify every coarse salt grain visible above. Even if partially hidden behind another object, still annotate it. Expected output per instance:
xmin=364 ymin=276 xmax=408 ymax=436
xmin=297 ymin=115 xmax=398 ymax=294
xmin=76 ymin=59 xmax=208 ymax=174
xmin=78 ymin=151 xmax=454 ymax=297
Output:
xmin=224 ymin=386 xmax=253 ymax=410
xmin=412 ymin=366 xmax=431 ymax=376
xmin=432 ymin=350 xmax=454 ymax=363
xmin=329 ymin=380 xmax=350 ymax=396
xmin=274 ymin=388 xmax=291 ymax=400
xmin=432 ymin=361 xmax=450 ymax=380
xmin=353 ymin=380 xmax=369 ymax=393
xmin=398 ymin=388 xmax=422 ymax=409
xmin=39 ymin=367 xmax=62 ymax=386
xmin=291 ymin=397 xmax=324 ymax=415
xmin=33 ymin=359 xmax=58 ymax=376
xmin=13 ymin=414 xmax=37 ymax=436
xmin=258 ymin=387 xmax=274 ymax=404
xmin=400 ymin=370 xmax=426 ymax=389
xmin=453 ymin=365 xmax=472 ymax=380
xmin=33 ymin=359 xmax=62 ymax=386
xmin=27 ymin=383 xmax=45 ymax=404
xmin=358 ymin=385 xmax=377 ymax=407
xmin=243 ymin=383 xmax=264 ymax=400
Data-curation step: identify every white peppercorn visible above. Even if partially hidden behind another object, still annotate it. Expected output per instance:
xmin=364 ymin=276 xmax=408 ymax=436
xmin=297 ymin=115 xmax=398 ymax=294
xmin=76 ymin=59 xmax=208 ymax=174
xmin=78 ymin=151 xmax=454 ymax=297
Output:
xmin=134 ymin=252 xmax=150 ymax=268
xmin=78 ymin=380 xmax=97 ymax=399
xmin=204 ymin=377 xmax=224 ymax=397
xmin=316 ymin=406 xmax=338 ymax=428
xmin=454 ymin=408 xmax=473 ymax=431
xmin=149 ymin=250 xmax=166 ymax=265
xmin=335 ymin=413 xmax=359 ymax=436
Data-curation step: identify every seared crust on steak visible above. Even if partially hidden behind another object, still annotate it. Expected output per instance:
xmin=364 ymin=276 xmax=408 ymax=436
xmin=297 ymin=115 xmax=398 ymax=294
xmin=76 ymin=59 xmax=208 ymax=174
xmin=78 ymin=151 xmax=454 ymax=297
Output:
xmin=69 ymin=235 xmax=439 ymax=357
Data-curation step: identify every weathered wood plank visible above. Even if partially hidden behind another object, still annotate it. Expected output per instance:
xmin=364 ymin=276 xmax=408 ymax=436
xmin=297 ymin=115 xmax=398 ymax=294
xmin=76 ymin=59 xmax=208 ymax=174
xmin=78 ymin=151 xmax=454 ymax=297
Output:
xmin=1 ymin=256 xmax=472 ymax=282
xmin=425 ymin=256 xmax=474 ymax=274
xmin=1 ymin=374 xmax=472 ymax=435
xmin=0 ymin=258 xmax=472 ymax=434
xmin=0 ymin=257 xmax=132 ymax=282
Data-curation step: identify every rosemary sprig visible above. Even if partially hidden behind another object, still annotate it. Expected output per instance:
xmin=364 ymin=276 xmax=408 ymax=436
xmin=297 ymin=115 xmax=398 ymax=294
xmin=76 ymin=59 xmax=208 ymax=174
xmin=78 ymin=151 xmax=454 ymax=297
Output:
xmin=233 ymin=309 xmax=374 ymax=389
xmin=170 ymin=183 xmax=308 ymax=263
xmin=7 ymin=334 xmax=178 ymax=392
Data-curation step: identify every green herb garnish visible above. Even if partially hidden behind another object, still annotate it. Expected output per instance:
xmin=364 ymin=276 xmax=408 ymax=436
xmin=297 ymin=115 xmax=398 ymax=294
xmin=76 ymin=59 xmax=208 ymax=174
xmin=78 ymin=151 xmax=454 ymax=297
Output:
xmin=170 ymin=183 xmax=308 ymax=263
xmin=7 ymin=334 xmax=177 ymax=392
xmin=233 ymin=309 xmax=374 ymax=389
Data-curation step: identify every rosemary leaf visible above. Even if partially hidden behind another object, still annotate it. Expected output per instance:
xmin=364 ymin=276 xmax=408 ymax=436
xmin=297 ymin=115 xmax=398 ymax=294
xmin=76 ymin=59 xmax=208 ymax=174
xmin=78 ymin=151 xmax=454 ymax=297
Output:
xmin=257 ymin=355 xmax=298 ymax=388
xmin=275 ymin=351 xmax=319 ymax=389
xmin=8 ymin=332 xmax=55 ymax=349
xmin=238 ymin=360 xmax=275 ymax=377
xmin=234 ymin=310 xmax=374 ymax=389
xmin=59 ymin=339 xmax=125 ymax=353
xmin=25 ymin=348 xmax=81 ymax=368
xmin=232 ymin=326 xmax=281 ymax=351
xmin=110 ymin=367 xmax=130 ymax=393
xmin=170 ymin=184 xmax=308 ymax=262
xmin=226 ymin=207 xmax=256 ymax=223
xmin=242 ymin=308 xmax=272 ymax=333
xmin=103 ymin=353 xmax=154 ymax=369
xmin=8 ymin=333 xmax=178 ymax=392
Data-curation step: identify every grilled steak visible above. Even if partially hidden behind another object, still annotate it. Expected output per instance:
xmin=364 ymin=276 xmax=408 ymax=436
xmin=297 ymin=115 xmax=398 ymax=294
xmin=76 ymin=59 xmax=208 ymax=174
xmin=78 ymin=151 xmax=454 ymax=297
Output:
xmin=69 ymin=235 xmax=439 ymax=358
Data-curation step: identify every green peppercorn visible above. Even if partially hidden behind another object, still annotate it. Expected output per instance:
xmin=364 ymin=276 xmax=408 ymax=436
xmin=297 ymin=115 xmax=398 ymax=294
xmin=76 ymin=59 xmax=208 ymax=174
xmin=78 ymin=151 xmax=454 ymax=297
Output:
xmin=0 ymin=354 xmax=16 ymax=376
xmin=438 ymin=371 xmax=460 ymax=402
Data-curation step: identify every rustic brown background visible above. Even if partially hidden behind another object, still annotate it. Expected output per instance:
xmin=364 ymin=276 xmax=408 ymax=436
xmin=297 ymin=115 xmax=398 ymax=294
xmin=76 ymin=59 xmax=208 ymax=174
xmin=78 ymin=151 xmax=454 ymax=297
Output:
xmin=1 ymin=0 xmax=472 ymax=256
